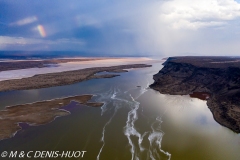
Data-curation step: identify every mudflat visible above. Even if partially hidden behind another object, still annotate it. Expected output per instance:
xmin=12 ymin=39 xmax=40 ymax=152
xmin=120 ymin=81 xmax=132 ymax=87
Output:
xmin=0 ymin=58 xmax=103 ymax=72
xmin=0 ymin=95 xmax=103 ymax=141
xmin=0 ymin=64 xmax=151 ymax=92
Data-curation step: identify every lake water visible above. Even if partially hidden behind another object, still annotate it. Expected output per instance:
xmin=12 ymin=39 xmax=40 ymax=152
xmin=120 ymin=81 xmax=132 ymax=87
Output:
xmin=0 ymin=62 xmax=239 ymax=160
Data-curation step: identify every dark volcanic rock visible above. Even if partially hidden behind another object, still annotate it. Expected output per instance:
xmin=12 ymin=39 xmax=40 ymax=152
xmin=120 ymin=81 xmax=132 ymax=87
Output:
xmin=150 ymin=56 xmax=240 ymax=133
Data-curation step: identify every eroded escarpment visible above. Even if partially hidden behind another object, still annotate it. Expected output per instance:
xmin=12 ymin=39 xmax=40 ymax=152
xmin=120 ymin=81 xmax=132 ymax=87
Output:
xmin=150 ymin=57 xmax=240 ymax=133
xmin=0 ymin=95 xmax=103 ymax=141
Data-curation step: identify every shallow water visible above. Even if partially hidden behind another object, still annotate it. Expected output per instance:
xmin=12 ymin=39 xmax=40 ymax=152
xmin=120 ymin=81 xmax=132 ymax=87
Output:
xmin=0 ymin=58 xmax=153 ymax=81
xmin=0 ymin=62 xmax=239 ymax=160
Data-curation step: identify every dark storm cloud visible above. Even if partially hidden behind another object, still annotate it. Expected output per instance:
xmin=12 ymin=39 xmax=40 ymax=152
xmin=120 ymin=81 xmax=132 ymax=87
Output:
xmin=0 ymin=0 xmax=240 ymax=56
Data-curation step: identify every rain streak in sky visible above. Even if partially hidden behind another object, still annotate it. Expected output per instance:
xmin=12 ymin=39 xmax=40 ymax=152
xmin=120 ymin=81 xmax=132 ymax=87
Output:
xmin=0 ymin=0 xmax=240 ymax=56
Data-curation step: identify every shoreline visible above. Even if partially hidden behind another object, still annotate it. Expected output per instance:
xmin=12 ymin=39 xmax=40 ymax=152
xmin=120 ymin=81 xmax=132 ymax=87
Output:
xmin=0 ymin=63 xmax=152 ymax=141
xmin=0 ymin=57 xmax=153 ymax=81
xmin=0 ymin=64 xmax=152 ymax=92
xmin=0 ymin=95 xmax=104 ymax=141
xmin=189 ymin=92 xmax=210 ymax=100
xmin=0 ymin=58 xmax=104 ymax=72
xmin=150 ymin=56 xmax=240 ymax=133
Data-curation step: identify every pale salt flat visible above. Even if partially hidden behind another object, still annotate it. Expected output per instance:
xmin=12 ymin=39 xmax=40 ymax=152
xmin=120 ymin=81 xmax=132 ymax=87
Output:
xmin=0 ymin=57 xmax=155 ymax=81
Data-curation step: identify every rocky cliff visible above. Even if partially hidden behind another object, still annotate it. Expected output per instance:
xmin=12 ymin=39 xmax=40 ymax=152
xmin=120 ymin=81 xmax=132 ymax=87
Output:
xmin=150 ymin=56 xmax=240 ymax=133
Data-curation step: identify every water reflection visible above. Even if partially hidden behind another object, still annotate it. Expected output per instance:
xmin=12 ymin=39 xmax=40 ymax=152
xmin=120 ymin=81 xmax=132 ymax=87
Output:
xmin=152 ymin=93 xmax=240 ymax=160
xmin=0 ymin=63 xmax=239 ymax=160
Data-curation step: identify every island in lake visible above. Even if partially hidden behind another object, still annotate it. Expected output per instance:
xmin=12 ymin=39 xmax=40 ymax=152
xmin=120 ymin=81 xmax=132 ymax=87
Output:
xmin=150 ymin=56 xmax=240 ymax=133
xmin=0 ymin=95 xmax=104 ymax=141
xmin=0 ymin=58 xmax=152 ymax=141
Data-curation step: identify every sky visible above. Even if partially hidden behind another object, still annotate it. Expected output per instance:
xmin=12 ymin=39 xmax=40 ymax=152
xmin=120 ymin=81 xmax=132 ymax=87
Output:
xmin=0 ymin=0 xmax=240 ymax=57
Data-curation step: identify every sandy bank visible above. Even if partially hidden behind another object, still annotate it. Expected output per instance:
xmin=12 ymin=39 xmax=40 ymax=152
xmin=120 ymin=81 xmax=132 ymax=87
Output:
xmin=0 ymin=57 xmax=153 ymax=81
xmin=0 ymin=64 xmax=152 ymax=92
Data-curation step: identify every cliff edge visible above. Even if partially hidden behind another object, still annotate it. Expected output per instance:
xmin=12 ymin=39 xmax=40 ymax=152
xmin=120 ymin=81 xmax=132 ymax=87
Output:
xmin=150 ymin=56 xmax=240 ymax=133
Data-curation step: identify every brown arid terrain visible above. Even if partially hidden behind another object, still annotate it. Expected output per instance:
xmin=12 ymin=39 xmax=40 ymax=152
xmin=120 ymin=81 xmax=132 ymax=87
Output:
xmin=0 ymin=58 xmax=104 ymax=72
xmin=150 ymin=56 xmax=240 ymax=133
xmin=0 ymin=64 xmax=151 ymax=92
xmin=0 ymin=95 xmax=103 ymax=141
